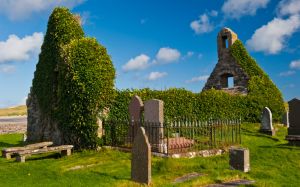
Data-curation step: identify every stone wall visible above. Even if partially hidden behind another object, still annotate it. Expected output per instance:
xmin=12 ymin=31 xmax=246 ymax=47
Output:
xmin=26 ymin=89 xmax=62 ymax=145
xmin=203 ymin=28 xmax=249 ymax=94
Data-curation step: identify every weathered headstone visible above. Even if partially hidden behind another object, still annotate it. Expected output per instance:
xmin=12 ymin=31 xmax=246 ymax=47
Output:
xmin=286 ymin=98 xmax=300 ymax=145
xmin=260 ymin=107 xmax=275 ymax=136
xmin=282 ymin=112 xmax=289 ymax=127
xmin=128 ymin=95 xmax=144 ymax=138
xmin=229 ymin=147 xmax=250 ymax=172
xmin=144 ymin=99 xmax=164 ymax=152
xmin=131 ymin=127 xmax=151 ymax=185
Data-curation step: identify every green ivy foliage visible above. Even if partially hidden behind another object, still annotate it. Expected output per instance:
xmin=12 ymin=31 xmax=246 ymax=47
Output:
xmin=108 ymin=40 xmax=285 ymax=123
xmin=230 ymin=40 xmax=285 ymax=122
xmin=32 ymin=7 xmax=84 ymax=114
xmin=108 ymin=88 xmax=246 ymax=122
xmin=58 ymin=38 xmax=115 ymax=149
xmin=31 ymin=7 xmax=115 ymax=149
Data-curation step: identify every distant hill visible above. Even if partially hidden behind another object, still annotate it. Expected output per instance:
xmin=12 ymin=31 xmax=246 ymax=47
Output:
xmin=0 ymin=105 xmax=27 ymax=116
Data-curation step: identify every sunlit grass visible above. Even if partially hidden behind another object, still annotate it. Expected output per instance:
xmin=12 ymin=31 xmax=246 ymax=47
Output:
xmin=0 ymin=123 xmax=299 ymax=186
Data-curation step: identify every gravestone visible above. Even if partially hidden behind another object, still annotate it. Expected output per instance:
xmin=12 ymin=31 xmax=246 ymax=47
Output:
xmin=131 ymin=127 xmax=151 ymax=185
xmin=229 ymin=147 xmax=250 ymax=172
xmin=128 ymin=95 xmax=144 ymax=139
xmin=144 ymin=99 xmax=164 ymax=152
xmin=260 ymin=107 xmax=275 ymax=136
xmin=282 ymin=112 xmax=289 ymax=127
xmin=286 ymin=98 xmax=300 ymax=145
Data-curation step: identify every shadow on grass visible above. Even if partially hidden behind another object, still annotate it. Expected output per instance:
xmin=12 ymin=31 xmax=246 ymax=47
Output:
xmin=242 ymin=128 xmax=280 ymax=142
xmin=92 ymin=171 xmax=130 ymax=181
xmin=259 ymin=143 xmax=300 ymax=150
xmin=0 ymin=141 xmax=24 ymax=148
xmin=25 ymin=153 xmax=62 ymax=162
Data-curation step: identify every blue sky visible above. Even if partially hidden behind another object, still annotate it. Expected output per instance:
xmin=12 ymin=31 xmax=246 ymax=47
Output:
xmin=0 ymin=0 xmax=299 ymax=108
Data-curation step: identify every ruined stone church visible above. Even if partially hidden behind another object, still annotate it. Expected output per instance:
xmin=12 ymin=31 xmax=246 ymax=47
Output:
xmin=203 ymin=28 xmax=249 ymax=94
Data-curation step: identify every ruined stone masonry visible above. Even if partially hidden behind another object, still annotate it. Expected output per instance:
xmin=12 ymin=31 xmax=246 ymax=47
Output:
xmin=203 ymin=28 xmax=249 ymax=94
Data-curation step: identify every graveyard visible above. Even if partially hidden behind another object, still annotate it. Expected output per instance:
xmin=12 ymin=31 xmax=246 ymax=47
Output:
xmin=0 ymin=123 xmax=300 ymax=186
xmin=1 ymin=2 xmax=300 ymax=187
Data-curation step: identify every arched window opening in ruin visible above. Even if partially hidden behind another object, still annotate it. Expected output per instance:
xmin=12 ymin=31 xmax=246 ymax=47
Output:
xmin=220 ymin=73 xmax=234 ymax=88
xmin=222 ymin=36 xmax=229 ymax=48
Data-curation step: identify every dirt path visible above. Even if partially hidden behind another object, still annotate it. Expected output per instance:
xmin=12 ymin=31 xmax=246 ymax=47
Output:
xmin=0 ymin=116 xmax=27 ymax=134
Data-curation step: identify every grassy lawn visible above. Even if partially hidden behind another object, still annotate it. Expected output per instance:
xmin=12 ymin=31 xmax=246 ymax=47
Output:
xmin=0 ymin=105 xmax=27 ymax=116
xmin=0 ymin=124 xmax=299 ymax=186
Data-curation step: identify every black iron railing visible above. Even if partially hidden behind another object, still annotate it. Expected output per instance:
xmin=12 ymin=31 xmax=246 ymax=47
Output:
xmin=102 ymin=118 xmax=241 ymax=155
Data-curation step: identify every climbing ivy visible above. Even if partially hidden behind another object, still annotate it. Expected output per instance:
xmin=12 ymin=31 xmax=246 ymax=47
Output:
xmin=58 ymin=38 xmax=115 ymax=149
xmin=31 ymin=7 xmax=115 ymax=149
xmin=230 ymin=40 xmax=285 ymax=122
xmin=32 ymin=7 xmax=84 ymax=115
xmin=108 ymin=41 xmax=285 ymax=123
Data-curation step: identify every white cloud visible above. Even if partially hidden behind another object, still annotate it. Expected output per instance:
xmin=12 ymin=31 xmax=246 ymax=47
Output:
xmin=222 ymin=0 xmax=269 ymax=19
xmin=290 ymin=59 xmax=300 ymax=69
xmin=210 ymin=10 xmax=218 ymax=17
xmin=0 ymin=65 xmax=16 ymax=73
xmin=277 ymin=0 xmax=300 ymax=17
xmin=182 ymin=51 xmax=194 ymax=60
xmin=186 ymin=51 xmax=194 ymax=57
xmin=156 ymin=47 xmax=181 ymax=63
xmin=279 ymin=70 xmax=296 ymax=76
xmin=122 ymin=54 xmax=150 ymax=72
xmin=246 ymin=15 xmax=300 ymax=54
xmin=186 ymin=75 xmax=209 ymax=83
xmin=147 ymin=72 xmax=167 ymax=81
xmin=0 ymin=0 xmax=85 ymax=20
xmin=0 ymin=32 xmax=43 ymax=63
xmin=190 ymin=14 xmax=214 ymax=34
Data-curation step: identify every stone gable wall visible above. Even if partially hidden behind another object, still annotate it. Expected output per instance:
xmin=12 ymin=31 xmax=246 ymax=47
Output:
xmin=203 ymin=28 xmax=249 ymax=94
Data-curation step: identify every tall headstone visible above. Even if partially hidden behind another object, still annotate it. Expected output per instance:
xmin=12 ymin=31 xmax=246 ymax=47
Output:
xmin=131 ymin=127 xmax=151 ymax=185
xmin=286 ymin=98 xmax=300 ymax=145
xmin=260 ymin=107 xmax=275 ymax=136
xmin=282 ymin=112 xmax=289 ymax=127
xmin=229 ymin=148 xmax=250 ymax=172
xmin=128 ymin=95 xmax=144 ymax=138
xmin=144 ymin=99 xmax=164 ymax=152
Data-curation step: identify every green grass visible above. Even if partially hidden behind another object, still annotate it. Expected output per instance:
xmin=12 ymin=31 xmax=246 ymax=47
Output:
xmin=0 ymin=105 xmax=27 ymax=116
xmin=0 ymin=124 xmax=299 ymax=186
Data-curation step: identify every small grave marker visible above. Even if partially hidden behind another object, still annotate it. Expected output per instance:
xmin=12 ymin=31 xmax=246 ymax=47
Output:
xmin=128 ymin=95 xmax=144 ymax=138
xmin=144 ymin=99 xmax=164 ymax=152
xmin=260 ymin=107 xmax=275 ymax=136
xmin=229 ymin=147 xmax=250 ymax=172
xmin=282 ymin=112 xmax=289 ymax=127
xmin=131 ymin=127 xmax=151 ymax=185
xmin=286 ymin=98 xmax=300 ymax=145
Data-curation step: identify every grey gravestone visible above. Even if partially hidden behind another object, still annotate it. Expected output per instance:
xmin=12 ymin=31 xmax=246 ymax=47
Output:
xmin=131 ymin=127 xmax=151 ymax=185
xmin=260 ymin=107 xmax=275 ymax=136
xmin=229 ymin=148 xmax=250 ymax=172
xmin=283 ymin=112 xmax=289 ymax=127
xmin=128 ymin=95 xmax=144 ymax=138
xmin=144 ymin=99 xmax=164 ymax=152
xmin=286 ymin=98 xmax=300 ymax=145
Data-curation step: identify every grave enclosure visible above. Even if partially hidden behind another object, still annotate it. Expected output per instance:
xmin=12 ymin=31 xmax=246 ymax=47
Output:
xmin=103 ymin=95 xmax=241 ymax=156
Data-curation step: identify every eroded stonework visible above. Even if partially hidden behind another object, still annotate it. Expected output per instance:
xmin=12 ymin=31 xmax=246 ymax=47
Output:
xmin=26 ymin=89 xmax=62 ymax=145
xmin=203 ymin=28 xmax=249 ymax=94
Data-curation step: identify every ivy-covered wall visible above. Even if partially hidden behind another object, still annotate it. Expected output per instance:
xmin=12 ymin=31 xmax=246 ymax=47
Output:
xmin=28 ymin=7 xmax=115 ymax=149
xmin=230 ymin=40 xmax=285 ymax=122
xmin=108 ymin=40 xmax=285 ymax=123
